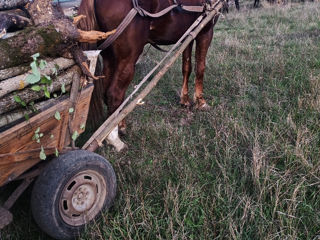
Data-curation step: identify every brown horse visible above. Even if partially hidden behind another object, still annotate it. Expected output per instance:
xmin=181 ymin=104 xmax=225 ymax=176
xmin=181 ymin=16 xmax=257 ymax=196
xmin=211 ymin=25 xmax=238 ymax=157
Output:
xmin=79 ymin=0 xmax=221 ymax=150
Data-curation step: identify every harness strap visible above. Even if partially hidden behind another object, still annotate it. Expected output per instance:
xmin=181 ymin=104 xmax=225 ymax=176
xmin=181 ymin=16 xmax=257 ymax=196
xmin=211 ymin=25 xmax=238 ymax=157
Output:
xmin=135 ymin=4 xmax=178 ymax=18
xmin=98 ymin=0 xmax=206 ymax=50
xmin=133 ymin=0 xmax=204 ymax=17
xmin=98 ymin=8 xmax=138 ymax=50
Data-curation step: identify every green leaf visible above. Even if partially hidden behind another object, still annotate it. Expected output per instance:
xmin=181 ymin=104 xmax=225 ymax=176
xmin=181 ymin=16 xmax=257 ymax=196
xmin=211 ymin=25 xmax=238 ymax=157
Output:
xmin=31 ymin=53 xmax=40 ymax=61
xmin=69 ymin=107 xmax=74 ymax=113
xmin=54 ymin=111 xmax=61 ymax=120
xmin=30 ymin=61 xmax=40 ymax=78
xmin=39 ymin=146 xmax=46 ymax=160
xmin=29 ymin=101 xmax=37 ymax=112
xmin=39 ymin=133 xmax=44 ymax=138
xmin=14 ymin=95 xmax=21 ymax=103
xmin=80 ymin=124 xmax=85 ymax=130
xmin=44 ymin=87 xmax=50 ymax=98
xmin=72 ymin=131 xmax=79 ymax=141
xmin=24 ymin=113 xmax=29 ymax=121
xmin=14 ymin=95 xmax=26 ymax=107
xmin=55 ymin=148 xmax=59 ymax=157
xmin=26 ymin=73 xmax=41 ymax=84
xmin=35 ymin=127 xmax=40 ymax=133
xmin=53 ymin=93 xmax=58 ymax=98
xmin=39 ymin=60 xmax=47 ymax=70
xmin=61 ymin=83 xmax=66 ymax=93
xmin=31 ymin=85 xmax=41 ymax=91
xmin=40 ymin=76 xmax=52 ymax=85
xmin=53 ymin=64 xmax=59 ymax=75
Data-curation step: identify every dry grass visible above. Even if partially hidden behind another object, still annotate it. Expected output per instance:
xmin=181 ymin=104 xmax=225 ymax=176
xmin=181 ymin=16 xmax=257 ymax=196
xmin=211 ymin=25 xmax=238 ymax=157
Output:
xmin=1 ymin=2 xmax=320 ymax=240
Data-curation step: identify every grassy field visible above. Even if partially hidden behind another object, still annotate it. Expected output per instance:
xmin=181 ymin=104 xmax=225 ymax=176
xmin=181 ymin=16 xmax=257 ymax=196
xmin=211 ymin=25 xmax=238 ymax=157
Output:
xmin=1 ymin=2 xmax=320 ymax=239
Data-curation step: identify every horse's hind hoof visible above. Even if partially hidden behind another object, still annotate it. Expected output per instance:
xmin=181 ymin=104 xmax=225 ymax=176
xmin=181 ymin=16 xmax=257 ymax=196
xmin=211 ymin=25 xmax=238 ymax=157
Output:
xmin=118 ymin=127 xmax=127 ymax=136
xmin=113 ymin=142 xmax=128 ymax=152
xmin=180 ymin=102 xmax=192 ymax=110
xmin=180 ymin=94 xmax=192 ymax=109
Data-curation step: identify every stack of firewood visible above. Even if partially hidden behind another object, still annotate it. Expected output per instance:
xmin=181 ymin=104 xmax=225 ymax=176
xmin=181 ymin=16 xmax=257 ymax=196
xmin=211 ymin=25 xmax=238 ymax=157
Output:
xmin=0 ymin=0 xmax=112 ymax=130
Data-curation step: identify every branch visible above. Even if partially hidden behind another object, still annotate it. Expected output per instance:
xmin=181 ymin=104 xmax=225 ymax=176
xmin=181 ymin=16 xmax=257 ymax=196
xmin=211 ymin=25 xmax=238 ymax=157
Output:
xmin=77 ymin=29 xmax=116 ymax=43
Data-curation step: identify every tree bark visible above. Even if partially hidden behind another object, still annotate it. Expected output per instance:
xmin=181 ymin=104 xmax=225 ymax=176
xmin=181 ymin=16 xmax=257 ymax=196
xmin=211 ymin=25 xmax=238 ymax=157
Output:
xmin=0 ymin=0 xmax=29 ymax=10
xmin=0 ymin=13 xmax=31 ymax=34
xmin=0 ymin=65 xmax=29 ymax=81
xmin=0 ymin=66 xmax=80 ymax=115
xmin=0 ymin=58 xmax=75 ymax=97
xmin=0 ymin=24 xmax=115 ymax=70
xmin=0 ymin=0 xmax=115 ymax=70
xmin=0 ymin=25 xmax=68 ymax=70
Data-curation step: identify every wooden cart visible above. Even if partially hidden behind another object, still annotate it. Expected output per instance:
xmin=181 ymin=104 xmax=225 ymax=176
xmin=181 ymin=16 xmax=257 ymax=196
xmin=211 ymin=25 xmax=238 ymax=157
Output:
xmin=0 ymin=51 xmax=117 ymax=240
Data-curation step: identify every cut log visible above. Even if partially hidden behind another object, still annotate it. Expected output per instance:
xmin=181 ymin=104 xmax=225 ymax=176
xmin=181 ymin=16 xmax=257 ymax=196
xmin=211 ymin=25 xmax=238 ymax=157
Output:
xmin=0 ymin=65 xmax=29 ymax=81
xmin=0 ymin=13 xmax=31 ymax=36
xmin=0 ymin=25 xmax=67 ymax=70
xmin=0 ymin=9 xmax=29 ymax=18
xmin=0 ymin=0 xmax=29 ymax=10
xmin=26 ymin=0 xmax=66 ymax=26
xmin=0 ymin=58 xmax=75 ymax=97
xmin=0 ymin=94 xmax=71 ymax=128
xmin=0 ymin=66 xmax=81 ymax=115
xmin=0 ymin=24 xmax=115 ymax=70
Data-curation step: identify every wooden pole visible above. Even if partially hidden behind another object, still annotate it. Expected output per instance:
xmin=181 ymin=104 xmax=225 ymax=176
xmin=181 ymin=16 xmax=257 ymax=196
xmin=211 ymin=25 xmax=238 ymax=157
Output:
xmin=82 ymin=2 xmax=224 ymax=151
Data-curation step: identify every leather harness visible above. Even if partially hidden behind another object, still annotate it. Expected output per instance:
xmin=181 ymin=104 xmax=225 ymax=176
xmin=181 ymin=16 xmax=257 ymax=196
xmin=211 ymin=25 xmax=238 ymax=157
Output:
xmin=97 ymin=0 xmax=214 ymax=50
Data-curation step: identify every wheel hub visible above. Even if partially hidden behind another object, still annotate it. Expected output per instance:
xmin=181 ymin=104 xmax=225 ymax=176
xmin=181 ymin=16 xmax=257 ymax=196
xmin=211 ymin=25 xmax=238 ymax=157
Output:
xmin=71 ymin=184 xmax=96 ymax=213
xmin=59 ymin=170 xmax=107 ymax=226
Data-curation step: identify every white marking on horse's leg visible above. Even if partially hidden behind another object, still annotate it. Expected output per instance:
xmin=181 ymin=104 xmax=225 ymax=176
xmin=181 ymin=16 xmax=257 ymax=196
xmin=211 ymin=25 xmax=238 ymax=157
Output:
xmin=106 ymin=126 xmax=127 ymax=152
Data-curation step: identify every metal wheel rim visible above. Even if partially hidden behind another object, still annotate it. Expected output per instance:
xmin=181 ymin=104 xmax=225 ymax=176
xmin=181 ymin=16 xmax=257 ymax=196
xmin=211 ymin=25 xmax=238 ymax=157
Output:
xmin=59 ymin=170 xmax=107 ymax=226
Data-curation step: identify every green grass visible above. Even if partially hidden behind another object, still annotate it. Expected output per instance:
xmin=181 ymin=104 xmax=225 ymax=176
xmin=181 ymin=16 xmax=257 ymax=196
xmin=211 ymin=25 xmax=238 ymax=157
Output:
xmin=1 ymin=2 xmax=320 ymax=239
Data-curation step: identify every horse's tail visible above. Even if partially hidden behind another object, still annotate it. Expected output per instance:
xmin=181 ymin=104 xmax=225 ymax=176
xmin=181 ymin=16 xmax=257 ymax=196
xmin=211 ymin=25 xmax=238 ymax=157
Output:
xmin=78 ymin=0 xmax=99 ymax=32
xmin=78 ymin=0 xmax=105 ymax=128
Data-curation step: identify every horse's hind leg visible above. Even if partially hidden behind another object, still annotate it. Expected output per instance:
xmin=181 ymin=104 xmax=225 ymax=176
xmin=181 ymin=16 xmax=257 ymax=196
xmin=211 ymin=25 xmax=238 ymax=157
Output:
xmin=180 ymin=42 xmax=193 ymax=108
xmin=194 ymin=23 xmax=214 ymax=109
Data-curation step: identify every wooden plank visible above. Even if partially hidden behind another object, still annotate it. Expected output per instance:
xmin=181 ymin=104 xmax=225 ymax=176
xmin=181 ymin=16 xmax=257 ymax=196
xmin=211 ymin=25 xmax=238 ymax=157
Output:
xmin=70 ymin=84 xmax=93 ymax=135
xmin=0 ymin=84 xmax=93 ymax=187
xmin=0 ymin=159 xmax=39 ymax=187
xmin=0 ymin=98 xmax=70 ymax=186
xmin=0 ymin=100 xmax=70 ymax=155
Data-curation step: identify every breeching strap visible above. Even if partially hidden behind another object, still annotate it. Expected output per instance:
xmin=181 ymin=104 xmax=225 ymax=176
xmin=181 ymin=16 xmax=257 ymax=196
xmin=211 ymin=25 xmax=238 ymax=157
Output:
xmin=98 ymin=0 xmax=206 ymax=50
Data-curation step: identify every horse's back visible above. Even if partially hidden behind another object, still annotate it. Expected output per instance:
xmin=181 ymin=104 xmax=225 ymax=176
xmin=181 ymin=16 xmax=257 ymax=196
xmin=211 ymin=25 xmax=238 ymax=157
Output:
xmin=149 ymin=0 xmax=206 ymax=44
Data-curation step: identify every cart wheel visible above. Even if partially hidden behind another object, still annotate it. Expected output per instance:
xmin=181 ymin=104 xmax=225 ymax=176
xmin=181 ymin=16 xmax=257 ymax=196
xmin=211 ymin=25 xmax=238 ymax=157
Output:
xmin=31 ymin=150 xmax=116 ymax=240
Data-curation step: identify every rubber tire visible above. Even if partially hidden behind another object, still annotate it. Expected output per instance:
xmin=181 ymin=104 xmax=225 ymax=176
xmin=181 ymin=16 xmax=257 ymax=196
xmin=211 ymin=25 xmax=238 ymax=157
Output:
xmin=31 ymin=150 xmax=116 ymax=240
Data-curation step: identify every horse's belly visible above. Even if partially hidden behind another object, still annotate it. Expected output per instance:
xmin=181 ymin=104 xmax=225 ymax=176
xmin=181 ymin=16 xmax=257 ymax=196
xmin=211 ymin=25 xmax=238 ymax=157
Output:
xmin=149 ymin=12 xmax=199 ymax=45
